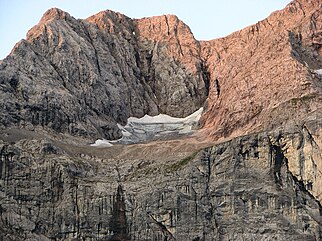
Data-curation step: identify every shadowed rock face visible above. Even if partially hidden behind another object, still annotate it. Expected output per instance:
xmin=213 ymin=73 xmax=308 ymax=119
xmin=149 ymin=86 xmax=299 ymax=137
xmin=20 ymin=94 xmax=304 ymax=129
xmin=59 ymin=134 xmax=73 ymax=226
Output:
xmin=109 ymin=185 xmax=130 ymax=241
xmin=1 ymin=122 xmax=322 ymax=240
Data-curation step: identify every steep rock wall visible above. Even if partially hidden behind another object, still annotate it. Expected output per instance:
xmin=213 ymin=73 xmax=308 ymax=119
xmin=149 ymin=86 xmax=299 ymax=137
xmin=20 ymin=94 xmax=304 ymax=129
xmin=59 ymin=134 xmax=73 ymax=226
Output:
xmin=200 ymin=0 xmax=322 ymax=138
xmin=1 ymin=123 xmax=322 ymax=240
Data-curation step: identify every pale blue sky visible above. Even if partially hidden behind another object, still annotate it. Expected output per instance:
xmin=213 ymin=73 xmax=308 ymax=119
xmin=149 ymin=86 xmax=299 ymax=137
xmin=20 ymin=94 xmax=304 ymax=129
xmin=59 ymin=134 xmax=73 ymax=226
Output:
xmin=0 ymin=0 xmax=291 ymax=60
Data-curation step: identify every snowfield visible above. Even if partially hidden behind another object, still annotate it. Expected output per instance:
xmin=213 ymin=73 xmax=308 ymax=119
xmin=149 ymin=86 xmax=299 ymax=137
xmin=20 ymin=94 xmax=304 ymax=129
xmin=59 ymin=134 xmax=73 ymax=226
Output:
xmin=315 ymin=69 xmax=322 ymax=75
xmin=90 ymin=139 xmax=114 ymax=147
xmin=91 ymin=108 xmax=203 ymax=147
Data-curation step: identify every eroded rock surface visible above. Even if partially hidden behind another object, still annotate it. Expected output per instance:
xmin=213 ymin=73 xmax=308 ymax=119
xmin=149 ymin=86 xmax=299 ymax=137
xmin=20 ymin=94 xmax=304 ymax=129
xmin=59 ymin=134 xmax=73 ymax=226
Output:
xmin=1 ymin=122 xmax=322 ymax=240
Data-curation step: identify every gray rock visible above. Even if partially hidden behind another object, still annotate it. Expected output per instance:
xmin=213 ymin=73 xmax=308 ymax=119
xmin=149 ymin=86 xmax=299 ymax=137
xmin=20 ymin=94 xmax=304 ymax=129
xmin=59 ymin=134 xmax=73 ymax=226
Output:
xmin=0 ymin=124 xmax=322 ymax=240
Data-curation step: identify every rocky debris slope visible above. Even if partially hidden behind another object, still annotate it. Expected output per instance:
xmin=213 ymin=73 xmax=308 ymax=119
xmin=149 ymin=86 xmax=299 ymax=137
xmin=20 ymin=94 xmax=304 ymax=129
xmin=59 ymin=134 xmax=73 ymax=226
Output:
xmin=0 ymin=8 xmax=208 ymax=141
xmin=0 ymin=120 xmax=322 ymax=241
xmin=200 ymin=0 xmax=322 ymax=138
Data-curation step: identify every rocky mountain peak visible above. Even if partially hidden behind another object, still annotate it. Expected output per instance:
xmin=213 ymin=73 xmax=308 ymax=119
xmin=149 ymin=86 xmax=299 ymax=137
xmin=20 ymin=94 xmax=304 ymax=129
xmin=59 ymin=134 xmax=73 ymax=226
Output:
xmin=40 ymin=7 xmax=70 ymax=22
xmin=0 ymin=7 xmax=209 ymax=140
xmin=87 ymin=9 xmax=134 ymax=35
xmin=135 ymin=14 xmax=188 ymax=37
xmin=26 ymin=8 xmax=75 ymax=41
xmin=135 ymin=14 xmax=195 ymax=50
xmin=199 ymin=0 xmax=322 ymax=139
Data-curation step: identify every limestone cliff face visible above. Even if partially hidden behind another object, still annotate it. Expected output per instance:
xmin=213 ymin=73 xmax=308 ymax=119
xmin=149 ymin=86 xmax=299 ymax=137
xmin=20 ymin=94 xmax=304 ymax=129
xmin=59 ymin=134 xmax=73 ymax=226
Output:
xmin=200 ymin=0 xmax=322 ymax=138
xmin=1 ymin=122 xmax=322 ymax=240
xmin=134 ymin=15 xmax=208 ymax=116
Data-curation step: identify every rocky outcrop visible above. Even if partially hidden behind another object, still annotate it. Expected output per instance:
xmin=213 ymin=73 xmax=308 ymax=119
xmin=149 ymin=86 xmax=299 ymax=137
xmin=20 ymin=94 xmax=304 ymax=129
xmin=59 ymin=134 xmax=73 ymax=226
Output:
xmin=200 ymin=0 xmax=322 ymax=139
xmin=134 ymin=15 xmax=208 ymax=116
xmin=0 ymin=8 xmax=208 ymax=141
xmin=1 ymin=121 xmax=322 ymax=240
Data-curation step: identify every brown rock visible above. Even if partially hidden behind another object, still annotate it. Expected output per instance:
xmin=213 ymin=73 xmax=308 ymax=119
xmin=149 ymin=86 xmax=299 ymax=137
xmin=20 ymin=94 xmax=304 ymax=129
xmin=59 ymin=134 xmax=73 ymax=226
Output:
xmin=200 ymin=0 xmax=322 ymax=139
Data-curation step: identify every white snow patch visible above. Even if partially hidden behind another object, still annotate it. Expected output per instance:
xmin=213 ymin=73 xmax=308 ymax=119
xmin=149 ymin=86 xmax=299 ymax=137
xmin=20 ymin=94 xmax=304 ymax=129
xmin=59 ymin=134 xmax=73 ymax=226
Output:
xmin=315 ymin=69 xmax=322 ymax=75
xmin=91 ymin=108 xmax=203 ymax=146
xmin=90 ymin=139 xmax=113 ymax=147
xmin=128 ymin=108 xmax=202 ymax=124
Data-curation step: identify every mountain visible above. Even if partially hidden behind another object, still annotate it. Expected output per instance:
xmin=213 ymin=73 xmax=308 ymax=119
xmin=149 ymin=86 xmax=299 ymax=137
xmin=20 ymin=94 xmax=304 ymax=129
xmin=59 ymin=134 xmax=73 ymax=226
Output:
xmin=0 ymin=0 xmax=322 ymax=240
xmin=1 ymin=1 xmax=321 ymax=142
xmin=0 ymin=8 xmax=208 ymax=141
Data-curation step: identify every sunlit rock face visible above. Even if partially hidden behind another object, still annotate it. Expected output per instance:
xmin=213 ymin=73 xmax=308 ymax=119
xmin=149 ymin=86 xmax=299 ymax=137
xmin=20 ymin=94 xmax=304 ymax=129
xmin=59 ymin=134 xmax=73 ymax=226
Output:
xmin=200 ymin=0 xmax=322 ymax=139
